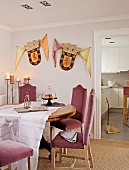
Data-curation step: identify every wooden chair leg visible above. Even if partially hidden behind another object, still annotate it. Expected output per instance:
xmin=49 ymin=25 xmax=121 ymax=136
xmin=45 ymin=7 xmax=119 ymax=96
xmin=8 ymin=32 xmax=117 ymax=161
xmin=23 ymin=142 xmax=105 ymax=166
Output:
xmin=28 ymin=157 xmax=31 ymax=170
xmin=87 ymin=145 xmax=93 ymax=168
xmin=59 ymin=148 xmax=62 ymax=162
xmin=1 ymin=158 xmax=31 ymax=170
xmin=63 ymin=148 xmax=67 ymax=155
xmin=84 ymin=146 xmax=91 ymax=170
xmin=8 ymin=164 xmax=11 ymax=170
xmin=51 ymin=148 xmax=56 ymax=170
xmin=123 ymin=95 xmax=127 ymax=124
xmin=50 ymin=126 xmax=54 ymax=141
xmin=0 ymin=165 xmax=12 ymax=170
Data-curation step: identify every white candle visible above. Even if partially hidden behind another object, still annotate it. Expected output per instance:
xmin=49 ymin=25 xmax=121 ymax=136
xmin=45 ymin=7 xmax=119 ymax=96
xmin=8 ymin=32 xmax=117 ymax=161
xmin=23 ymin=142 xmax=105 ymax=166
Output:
xmin=6 ymin=72 xmax=10 ymax=80
xmin=16 ymin=78 xmax=20 ymax=82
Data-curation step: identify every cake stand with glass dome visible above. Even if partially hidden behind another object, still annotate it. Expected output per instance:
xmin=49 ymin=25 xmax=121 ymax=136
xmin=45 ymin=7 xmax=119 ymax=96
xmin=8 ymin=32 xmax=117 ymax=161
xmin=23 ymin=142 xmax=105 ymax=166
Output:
xmin=42 ymin=86 xmax=57 ymax=106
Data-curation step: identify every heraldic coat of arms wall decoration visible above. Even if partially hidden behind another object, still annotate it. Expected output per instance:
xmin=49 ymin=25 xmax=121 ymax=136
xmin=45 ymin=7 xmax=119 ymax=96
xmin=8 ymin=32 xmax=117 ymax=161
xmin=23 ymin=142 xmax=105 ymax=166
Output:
xmin=14 ymin=35 xmax=91 ymax=77
xmin=52 ymin=38 xmax=92 ymax=77
xmin=24 ymin=40 xmax=41 ymax=66
xmin=60 ymin=43 xmax=81 ymax=71
xmin=15 ymin=34 xmax=49 ymax=71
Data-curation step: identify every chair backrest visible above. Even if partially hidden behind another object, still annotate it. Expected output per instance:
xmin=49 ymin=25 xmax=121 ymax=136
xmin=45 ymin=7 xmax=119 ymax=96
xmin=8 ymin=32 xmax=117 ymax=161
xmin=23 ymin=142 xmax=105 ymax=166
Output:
xmin=125 ymin=80 xmax=129 ymax=86
xmin=83 ymin=89 xmax=95 ymax=145
xmin=71 ymin=85 xmax=87 ymax=123
xmin=19 ymin=84 xmax=36 ymax=103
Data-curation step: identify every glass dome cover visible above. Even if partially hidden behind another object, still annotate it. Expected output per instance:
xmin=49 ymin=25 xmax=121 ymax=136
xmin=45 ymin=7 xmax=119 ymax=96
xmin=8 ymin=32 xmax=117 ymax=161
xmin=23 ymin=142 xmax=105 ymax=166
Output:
xmin=43 ymin=86 xmax=56 ymax=99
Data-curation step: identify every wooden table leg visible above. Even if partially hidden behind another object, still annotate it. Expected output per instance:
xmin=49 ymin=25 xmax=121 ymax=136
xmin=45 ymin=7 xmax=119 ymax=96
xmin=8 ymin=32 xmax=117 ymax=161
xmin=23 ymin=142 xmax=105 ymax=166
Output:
xmin=123 ymin=95 xmax=127 ymax=124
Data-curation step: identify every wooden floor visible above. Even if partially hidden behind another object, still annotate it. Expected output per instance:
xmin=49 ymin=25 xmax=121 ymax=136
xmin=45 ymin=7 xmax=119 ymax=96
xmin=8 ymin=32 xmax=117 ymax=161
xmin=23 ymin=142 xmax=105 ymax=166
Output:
xmin=91 ymin=138 xmax=129 ymax=148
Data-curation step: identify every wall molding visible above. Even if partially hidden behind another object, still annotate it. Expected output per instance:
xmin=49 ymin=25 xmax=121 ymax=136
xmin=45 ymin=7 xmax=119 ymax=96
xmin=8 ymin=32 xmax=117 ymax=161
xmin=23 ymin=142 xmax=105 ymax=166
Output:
xmin=0 ymin=24 xmax=12 ymax=32
xmin=12 ymin=14 xmax=129 ymax=32
xmin=1 ymin=14 xmax=129 ymax=32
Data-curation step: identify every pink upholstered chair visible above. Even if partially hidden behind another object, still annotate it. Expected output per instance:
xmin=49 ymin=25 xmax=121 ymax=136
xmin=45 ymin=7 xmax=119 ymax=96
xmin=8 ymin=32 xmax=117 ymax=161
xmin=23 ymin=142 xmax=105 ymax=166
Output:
xmin=50 ymin=85 xmax=87 ymax=140
xmin=19 ymin=84 xmax=36 ymax=103
xmin=0 ymin=140 xmax=33 ymax=170
xmin=51 ymin=89 xmax=95 ymax=170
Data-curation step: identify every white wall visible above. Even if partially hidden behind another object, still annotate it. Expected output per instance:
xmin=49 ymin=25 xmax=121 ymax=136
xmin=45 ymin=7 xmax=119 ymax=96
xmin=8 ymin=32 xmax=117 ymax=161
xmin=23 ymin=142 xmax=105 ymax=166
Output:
xmin=1 ymin=18 xmax=129 ymax=139
xmin=0 ymin=28 xmax=12 ymax=98
xmin=12 ymin=25 xmax=93 ymax=103
xmin=0 ymin=19 xmax=126 ymax=104
xmin=12 ymin=19 xmax=129 ymax=104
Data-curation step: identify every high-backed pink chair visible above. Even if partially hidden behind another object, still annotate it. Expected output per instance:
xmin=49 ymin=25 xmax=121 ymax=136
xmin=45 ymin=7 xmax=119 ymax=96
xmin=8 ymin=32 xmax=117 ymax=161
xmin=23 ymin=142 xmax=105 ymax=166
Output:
xmin=0 ymin=140 xmax=33 ymax=170
xmin=19 ymin=84 xmax=36 ymax=103
xmin=51 ymin=89 xmax=95 ymax=170
xmin=50 ymin=85 xmax=87 ymax=140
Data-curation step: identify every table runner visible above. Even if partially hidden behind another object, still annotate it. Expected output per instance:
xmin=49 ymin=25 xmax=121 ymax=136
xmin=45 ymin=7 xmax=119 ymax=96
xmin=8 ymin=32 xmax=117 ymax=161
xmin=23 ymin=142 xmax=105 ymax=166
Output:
xmin=0 ymin=103 xmax=58 ymax=170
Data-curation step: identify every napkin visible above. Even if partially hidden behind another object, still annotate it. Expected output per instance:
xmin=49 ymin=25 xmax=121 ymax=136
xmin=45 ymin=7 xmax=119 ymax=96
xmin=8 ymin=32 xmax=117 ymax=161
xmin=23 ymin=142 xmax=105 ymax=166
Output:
xmin=60 ymin=131 xmax=77 ymax=142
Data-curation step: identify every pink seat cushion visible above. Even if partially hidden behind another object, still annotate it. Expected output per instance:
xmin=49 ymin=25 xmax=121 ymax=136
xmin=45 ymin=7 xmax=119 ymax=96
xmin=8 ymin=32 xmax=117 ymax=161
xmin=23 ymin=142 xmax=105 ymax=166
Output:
xmin=50 ymin=85 xmax=87 ymax=132
xmin=0 ymin=140 xmax=33 ymax=167
xmin=50 ymin=118 xmax=82 ymax=131
xmin=51 ymin=132 xmax=84 ymax=149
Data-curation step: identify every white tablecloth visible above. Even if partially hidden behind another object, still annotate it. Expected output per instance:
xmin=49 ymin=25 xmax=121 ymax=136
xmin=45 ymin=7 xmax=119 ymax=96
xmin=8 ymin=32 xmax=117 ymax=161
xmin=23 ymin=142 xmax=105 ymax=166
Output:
xmin=0 ymin=103 xmax=58 ymax=170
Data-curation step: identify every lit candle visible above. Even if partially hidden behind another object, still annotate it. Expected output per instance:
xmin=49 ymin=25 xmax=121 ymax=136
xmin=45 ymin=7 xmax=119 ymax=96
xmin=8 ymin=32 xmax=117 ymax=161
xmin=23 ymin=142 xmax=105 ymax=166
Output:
xmin=6 ymin=72 xmax=10 ymax=80
xmin=10 ymin=74 xmax=14 ymax=84
xmin=24 ymin=77 xmax=27 ymax=84
xmin=16 ymin=77 xmax=20 ymax=82
xmin=27 ymin=76 xmax=30 ymax=80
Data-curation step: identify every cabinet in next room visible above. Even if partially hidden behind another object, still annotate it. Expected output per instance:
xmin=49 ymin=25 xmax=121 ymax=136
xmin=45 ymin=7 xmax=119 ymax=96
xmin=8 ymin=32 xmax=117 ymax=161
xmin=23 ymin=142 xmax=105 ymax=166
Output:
xmin=101 ymin=88 xmax=110 ymax=115
xmin=101 ymin=47 xmax=129 ymax=73
xmin=119 ymin=47 xmax=129 ymax=71
xmin=101 ymin=48 xmax=119 ymax=73
xmin=110 ymin=87 xmax=123 ymax=108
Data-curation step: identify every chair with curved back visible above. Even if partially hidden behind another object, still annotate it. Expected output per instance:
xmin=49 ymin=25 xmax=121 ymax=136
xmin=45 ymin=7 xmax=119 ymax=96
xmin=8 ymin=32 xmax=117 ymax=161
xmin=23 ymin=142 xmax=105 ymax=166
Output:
xmin=50 ymin=85 xmax=87 ymax=140
xmin=19 ymin=84 xmax=36 ymax=103
xmin=51 ymin=88 xmax=95 ymax=170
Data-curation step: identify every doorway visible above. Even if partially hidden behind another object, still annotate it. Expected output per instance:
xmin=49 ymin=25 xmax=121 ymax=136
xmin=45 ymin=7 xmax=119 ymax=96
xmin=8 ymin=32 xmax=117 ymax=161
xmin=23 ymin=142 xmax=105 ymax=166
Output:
xmin=94 ymin=28 xmax=129 ymax=139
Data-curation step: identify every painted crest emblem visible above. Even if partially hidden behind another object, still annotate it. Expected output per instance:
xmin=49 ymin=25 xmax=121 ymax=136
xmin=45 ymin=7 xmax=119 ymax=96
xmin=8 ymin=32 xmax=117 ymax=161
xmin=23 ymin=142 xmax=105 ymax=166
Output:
xmin=28 ymin=47 xmax=41 ymax=65
xmin=60 ymin=43 xmax=81 ymax=71
xmin=24 ymin=40 xmax=41 ymax=66
xmin=60 ymin=51 xmax=76 ymax=70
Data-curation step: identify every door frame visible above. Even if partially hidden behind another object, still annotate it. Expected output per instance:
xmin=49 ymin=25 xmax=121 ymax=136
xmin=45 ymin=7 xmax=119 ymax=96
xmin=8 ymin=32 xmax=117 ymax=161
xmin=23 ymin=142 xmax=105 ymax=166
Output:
xmin=94 ymin=28 xmax=129 ymax=139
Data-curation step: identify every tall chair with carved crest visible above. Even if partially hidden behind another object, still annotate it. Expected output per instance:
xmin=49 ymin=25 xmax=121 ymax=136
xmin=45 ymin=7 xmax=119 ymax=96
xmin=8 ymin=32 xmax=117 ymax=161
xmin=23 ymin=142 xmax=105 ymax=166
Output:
xmin=51 ymin=89 xmax=95 ymax=170
xmin=19 ymin=84 xmax=36 ymax=103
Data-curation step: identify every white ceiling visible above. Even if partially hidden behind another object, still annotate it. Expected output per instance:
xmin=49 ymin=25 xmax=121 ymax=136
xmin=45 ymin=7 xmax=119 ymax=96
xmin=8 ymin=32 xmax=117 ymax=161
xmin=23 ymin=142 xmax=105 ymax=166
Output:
xmin=1 ymin=0 xmax=129 ymax=30
xmin=101 ymin=35 xmax=129 ymax=47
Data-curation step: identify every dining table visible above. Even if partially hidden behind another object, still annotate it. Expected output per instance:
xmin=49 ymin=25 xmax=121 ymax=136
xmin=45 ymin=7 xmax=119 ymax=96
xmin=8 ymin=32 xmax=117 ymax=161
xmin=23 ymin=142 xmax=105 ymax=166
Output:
xmin=47 ymin=104 xmax=76 ymax=122
xmin=123 ymin=86 xmax=129 ymax=124
xmin=0 ymin=102 xmax=76 ymax=170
